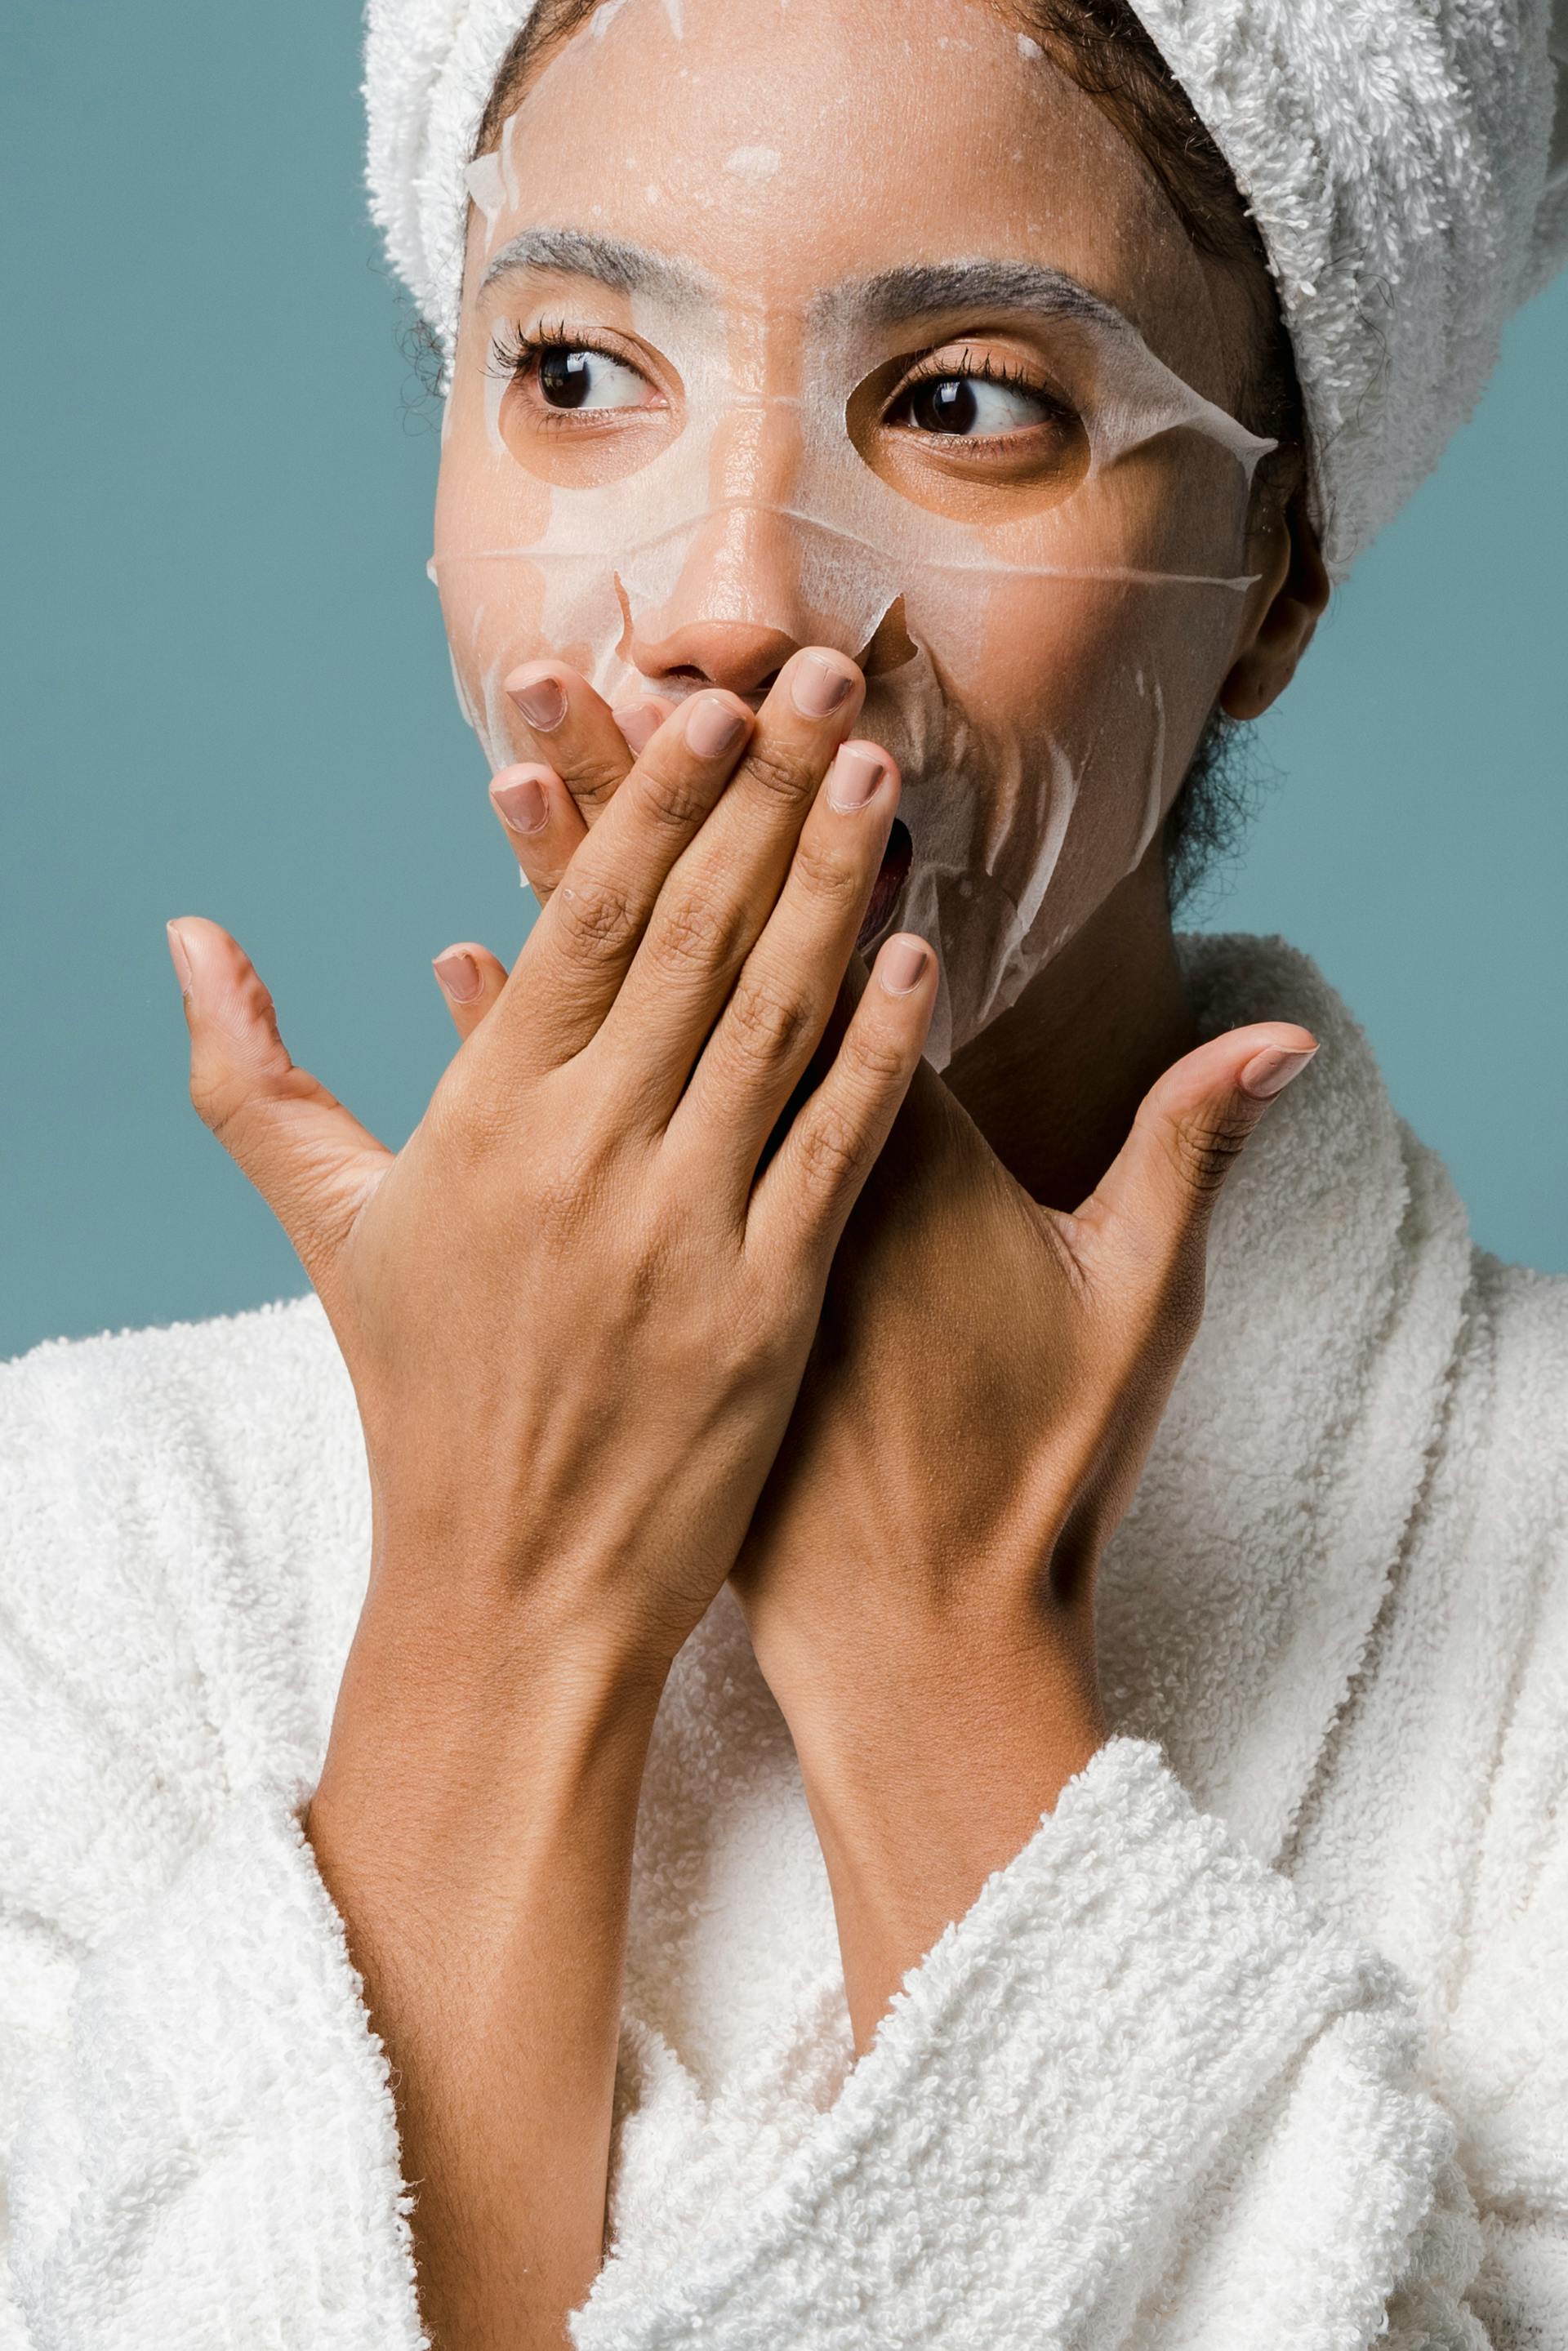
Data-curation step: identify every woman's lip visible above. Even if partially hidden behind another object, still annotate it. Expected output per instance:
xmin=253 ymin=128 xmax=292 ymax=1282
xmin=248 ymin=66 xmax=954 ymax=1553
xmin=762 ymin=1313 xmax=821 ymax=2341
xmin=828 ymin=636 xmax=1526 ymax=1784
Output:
xmin=857 ymin=817 xmax=913 ymax=951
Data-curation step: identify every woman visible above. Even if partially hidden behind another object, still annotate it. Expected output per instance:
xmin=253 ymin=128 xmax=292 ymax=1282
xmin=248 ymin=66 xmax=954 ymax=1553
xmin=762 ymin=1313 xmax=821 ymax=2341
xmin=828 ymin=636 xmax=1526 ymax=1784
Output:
xmin=2 ymin=0 xmax=1564 ymax=2343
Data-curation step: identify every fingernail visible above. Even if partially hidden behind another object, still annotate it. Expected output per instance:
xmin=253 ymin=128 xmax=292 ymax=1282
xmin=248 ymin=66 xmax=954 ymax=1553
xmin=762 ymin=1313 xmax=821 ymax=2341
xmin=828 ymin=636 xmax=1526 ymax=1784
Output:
xmin=165 ymin=919 xmax=192 ymax=995
xmin=685 ymin=693 xmax=747 ymax=759
xmin=791 ymin=652 xmax=855 ymax=719
xmin=1239 ymin=1042 xmax=1319 ymax=1100
xmin=508 ymin=673 xmax=568 ymax=731
xmin=879 ymin=936 xmax=929 ymax=995
xmin=614 ymin=699 xmax=666 ymax=757
xmin=827 ymin=746 xmax=888 ymax=812
xmin=433 ymin=949 xmax=482 ymax=1003
xmin=491 ymin=767 xmax=550 ymax=833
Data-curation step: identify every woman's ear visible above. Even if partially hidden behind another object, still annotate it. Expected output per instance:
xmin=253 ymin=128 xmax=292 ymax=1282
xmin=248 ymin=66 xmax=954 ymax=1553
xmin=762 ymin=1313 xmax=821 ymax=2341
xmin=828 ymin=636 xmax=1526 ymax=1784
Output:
xmin=1218 ymin=489 xmax=1331 ymax=722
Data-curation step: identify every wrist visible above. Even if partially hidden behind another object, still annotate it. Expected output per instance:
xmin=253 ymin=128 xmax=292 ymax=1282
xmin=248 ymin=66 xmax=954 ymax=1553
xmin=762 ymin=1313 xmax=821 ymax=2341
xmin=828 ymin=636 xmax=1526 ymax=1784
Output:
xmin=308 ymin=1582 xmax=667 ymax=1930
xmin=768 ymin=1603 xmax=1104 ymax=2048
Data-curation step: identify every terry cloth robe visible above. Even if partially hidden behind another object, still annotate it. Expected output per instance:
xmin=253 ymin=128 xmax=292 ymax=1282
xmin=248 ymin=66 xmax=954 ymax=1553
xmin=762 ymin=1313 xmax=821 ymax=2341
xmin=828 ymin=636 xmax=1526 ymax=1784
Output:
xmin=2 ymin=930 xmax=1565 ymax=2349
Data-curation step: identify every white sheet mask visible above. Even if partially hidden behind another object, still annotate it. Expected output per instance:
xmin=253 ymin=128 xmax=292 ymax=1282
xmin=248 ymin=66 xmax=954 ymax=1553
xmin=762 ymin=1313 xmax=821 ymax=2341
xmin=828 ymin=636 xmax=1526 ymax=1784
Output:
xmin=431 ymin=0 xmax=1275 ymax=1065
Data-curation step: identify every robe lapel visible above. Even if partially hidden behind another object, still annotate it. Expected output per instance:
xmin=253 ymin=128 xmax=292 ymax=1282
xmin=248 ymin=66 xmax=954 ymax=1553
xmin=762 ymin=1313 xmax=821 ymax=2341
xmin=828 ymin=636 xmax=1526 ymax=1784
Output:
xmin=1097 ymin=933 xmax=1473 ymax=1867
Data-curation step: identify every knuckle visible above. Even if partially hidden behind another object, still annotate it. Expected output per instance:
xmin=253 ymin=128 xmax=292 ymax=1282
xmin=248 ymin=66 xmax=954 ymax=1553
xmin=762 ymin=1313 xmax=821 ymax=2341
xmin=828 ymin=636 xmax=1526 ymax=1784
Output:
xmin=742 ymin=740 xmax=814 ymax=809
xmin=724 ymin=975 xmax=811 ymax=1072
xmin=187 ymin=1064 xmax=242 ymax=1142
xmin=645 ymin=888 xmax=737 ymax=977
xmin=550 ymin=874 xmax=639 ymax=964
xmin=840 ymin=1022 xmax=909 ymax=1087
xmin=789 ymin=831 xmax=864 ymax=912
xmin=797 ymin=1104 xmax=866 ymax=1196
xmin=1158 ymin=1105 xmax=1254 ymax=1201
xmin=567 ymin=755 xmax=626 ymax=810
xmin=635 ymin=757 xmax=712 ymax=834
xmin=1130 ymin=1253 xmax=1208 ymax=1373
xmin=426 ymin=1058 xmax=505 ymax=1164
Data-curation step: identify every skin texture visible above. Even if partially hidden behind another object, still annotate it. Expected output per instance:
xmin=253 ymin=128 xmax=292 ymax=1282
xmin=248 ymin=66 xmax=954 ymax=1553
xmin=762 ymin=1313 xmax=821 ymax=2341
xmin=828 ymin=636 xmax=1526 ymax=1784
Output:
xmin=167 ymin=0 xmax=1330 ymax=2341
xmin=435 ymin=0 xmax=1307 ymax=1062
xmin=172 ymin=652 xmax=942 ymax=2340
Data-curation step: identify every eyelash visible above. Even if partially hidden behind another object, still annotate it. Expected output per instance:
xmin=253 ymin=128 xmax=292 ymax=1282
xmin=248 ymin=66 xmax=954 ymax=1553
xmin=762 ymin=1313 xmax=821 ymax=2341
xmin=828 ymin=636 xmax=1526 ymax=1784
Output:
xmin=895 ymin=345 xmax=1076 ymax=438
xmin=487 ymin=321 xmax=1073 ymax=438
xmin=488 ymin=317 xmax=620 ymax=372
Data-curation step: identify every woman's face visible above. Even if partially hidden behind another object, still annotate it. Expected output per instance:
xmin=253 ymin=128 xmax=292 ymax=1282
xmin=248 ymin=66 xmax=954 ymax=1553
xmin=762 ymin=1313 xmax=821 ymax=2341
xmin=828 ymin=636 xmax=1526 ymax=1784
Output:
xmin=433 ymin=0 xmax=1272 ymax=1063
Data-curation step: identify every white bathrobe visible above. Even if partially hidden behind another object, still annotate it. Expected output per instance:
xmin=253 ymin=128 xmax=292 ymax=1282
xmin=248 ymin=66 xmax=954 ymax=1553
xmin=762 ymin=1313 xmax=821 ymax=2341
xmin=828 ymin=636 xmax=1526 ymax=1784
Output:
xmin=2 ymin=930 xmax=1564 ymax=2349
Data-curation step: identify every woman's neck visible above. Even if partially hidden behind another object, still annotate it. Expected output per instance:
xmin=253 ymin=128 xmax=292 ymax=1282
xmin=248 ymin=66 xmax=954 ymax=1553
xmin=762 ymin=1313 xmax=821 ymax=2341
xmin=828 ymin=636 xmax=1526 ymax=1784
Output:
xmin=942 ymin=848 xmax=1199 ymax=1212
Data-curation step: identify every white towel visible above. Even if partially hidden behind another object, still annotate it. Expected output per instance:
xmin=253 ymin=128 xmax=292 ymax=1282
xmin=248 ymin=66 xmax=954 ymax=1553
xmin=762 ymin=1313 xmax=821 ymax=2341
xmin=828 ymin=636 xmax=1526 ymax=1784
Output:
xmin=3 ymin=932 xmax=1566 ymax=2344
xmin=363 ymin=0 xmax=1568 ymax=577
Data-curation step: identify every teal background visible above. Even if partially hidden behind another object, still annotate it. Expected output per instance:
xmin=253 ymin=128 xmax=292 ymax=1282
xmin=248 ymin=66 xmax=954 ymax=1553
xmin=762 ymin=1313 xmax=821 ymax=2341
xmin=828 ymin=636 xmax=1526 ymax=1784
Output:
xmin=3 ymin=1 xmax=1566 ymax=1360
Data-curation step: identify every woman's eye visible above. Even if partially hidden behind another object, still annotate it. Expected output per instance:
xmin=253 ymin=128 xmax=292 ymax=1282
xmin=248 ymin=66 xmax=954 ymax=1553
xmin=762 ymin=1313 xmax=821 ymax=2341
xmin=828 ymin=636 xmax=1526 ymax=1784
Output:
xmin=893 ymin=372 xmax=1062 ymax=439
xmin=532 ymin=345 xmax=650 ymax=412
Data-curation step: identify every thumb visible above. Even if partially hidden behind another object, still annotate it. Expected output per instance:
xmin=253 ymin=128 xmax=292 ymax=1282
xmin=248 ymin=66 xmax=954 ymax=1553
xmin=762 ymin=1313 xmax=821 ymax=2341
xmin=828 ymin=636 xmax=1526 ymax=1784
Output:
xmin=167 ymin=917 xmax=391 ymax=1304
xmin=1076 ymin=1020 xmax=1318 ymax=1310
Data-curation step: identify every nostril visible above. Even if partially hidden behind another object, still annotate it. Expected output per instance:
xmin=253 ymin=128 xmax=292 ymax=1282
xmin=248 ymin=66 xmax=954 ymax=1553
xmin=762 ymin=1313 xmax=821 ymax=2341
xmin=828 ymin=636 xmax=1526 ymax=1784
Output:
xmin=649 ymin=661 xmax=785 ymax=706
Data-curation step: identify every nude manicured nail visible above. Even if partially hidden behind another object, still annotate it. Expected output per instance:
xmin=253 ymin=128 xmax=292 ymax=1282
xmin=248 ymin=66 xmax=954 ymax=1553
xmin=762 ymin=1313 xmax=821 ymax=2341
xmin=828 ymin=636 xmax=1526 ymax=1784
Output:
xmin=1239 ymin=1042 xmax=1319 ymax=1100
xmin=879 ymin=937 xmax=929 ymax=995
xmin=165 ymin=919 xmax=192 ymax=995
xmin=433 ymin=949 xmax=481 ymax=1003
xmin=614 ymin=699 xmax=666 ymax=756
xmin=492 ymin=768 xmax=550 ymax=833
xmin=827 ymin=746 xmax=887 ymax=811
xmin=509 ymin=674 xmax=568 ymax=731
xmin=791 ymin=652 xmax=855 ymax=719
xmin=685 ymin=694 xmax=746 ymax=759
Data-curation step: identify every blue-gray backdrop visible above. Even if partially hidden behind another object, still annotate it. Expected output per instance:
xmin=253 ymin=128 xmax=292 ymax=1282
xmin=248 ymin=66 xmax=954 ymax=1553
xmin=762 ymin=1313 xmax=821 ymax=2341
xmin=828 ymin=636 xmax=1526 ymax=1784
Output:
xmin=4 ymin=1 xmax=1566 ymax=1360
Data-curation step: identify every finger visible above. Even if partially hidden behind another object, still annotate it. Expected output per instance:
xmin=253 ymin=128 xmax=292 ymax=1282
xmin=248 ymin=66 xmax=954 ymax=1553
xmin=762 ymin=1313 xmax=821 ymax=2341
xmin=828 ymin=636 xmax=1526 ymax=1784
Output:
xmin=1071 ymin=1018 xmax=1320 ymax=1320
xmin=432 ymin=941 xmax=510 ymax=1043
xmin=668 ymin=742 xmax=900 ymax=1177
xmin=594 ymin=647 xmax=866 ymax=1101
xmin=612 ymin=695 xmax=676 ymax=763
xmin=748 ymin=929 xmax=937 ymax=1257
xmin=489 ymin=762 xmax=587 ymax=906
xmin=503 ymin=661 xmax=636 ymax=822
xmin=486 ymin=687 xmax=757 ymax=1071
xmin=167 ymin=917 xmax=390 ymax=1310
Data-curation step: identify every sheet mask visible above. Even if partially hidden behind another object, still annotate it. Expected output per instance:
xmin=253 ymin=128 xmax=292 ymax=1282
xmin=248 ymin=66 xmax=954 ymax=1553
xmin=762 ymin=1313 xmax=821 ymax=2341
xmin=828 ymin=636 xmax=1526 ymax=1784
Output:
xmin=430 ymin=0 xmax=1275 ymax=1066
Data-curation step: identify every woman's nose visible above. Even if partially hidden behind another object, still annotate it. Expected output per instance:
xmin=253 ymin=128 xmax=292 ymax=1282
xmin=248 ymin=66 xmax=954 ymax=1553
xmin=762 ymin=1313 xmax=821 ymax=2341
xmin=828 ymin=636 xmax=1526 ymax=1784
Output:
xmin=624 ymin=393 xmax=874 ymax=698
xmin=624 ymin=489 xmax=822 ymax=698
xmin=628 ymin=609 xmax=803 ymax=700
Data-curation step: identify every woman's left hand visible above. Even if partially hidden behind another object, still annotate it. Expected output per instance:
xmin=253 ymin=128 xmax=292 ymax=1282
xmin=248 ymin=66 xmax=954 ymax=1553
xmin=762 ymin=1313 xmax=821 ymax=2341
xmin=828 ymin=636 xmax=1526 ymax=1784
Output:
xmin=719 ymin=978 xmax=1315 ymax=2038
xmin=438 ymin=683 xmax=1318 ymax=2046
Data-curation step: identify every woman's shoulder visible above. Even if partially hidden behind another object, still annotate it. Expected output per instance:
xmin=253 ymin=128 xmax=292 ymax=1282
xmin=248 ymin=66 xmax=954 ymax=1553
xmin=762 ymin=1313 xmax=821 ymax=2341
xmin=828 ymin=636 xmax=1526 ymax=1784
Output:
xmin=1455 ymin=1241 xmax=1568 ymax=1507
xmin=0 ymin=1293 xmax=367 ymax=1877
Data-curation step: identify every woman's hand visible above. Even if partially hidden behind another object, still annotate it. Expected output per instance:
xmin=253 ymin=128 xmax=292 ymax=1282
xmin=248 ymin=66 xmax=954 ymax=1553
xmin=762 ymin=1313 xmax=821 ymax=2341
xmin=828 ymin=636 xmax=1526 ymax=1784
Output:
xmin=434 ymin=672 xmax=1312 ymax=2054
xmin=165 ymin=645 xmax=938 ymax=2346
xmin=720 ymin=994 xmax=1317 ymax=2042
xmin=169 ymin=649 xmax=929 ymax=1677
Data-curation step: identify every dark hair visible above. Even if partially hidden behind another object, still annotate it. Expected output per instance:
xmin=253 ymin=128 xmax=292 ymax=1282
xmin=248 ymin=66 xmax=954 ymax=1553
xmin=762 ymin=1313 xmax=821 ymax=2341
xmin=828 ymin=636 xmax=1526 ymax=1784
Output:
xmin=470 ymin=0 xmax=1304 ymax=908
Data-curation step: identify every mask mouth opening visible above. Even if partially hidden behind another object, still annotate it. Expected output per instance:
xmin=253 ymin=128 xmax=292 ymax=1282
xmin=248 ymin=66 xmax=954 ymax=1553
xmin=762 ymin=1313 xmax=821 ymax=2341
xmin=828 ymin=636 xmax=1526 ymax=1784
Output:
xmin=858 ymin=814 xmax=914 ymax=950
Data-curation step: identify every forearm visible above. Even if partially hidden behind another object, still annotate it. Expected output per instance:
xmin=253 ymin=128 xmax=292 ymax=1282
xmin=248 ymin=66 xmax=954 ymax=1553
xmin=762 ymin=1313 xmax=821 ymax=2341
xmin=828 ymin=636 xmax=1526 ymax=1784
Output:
xmin=305 ymin=1578 xmax=666 ymax=2350
xmin=774 ymin=1600 xmax=1105 ymax=2054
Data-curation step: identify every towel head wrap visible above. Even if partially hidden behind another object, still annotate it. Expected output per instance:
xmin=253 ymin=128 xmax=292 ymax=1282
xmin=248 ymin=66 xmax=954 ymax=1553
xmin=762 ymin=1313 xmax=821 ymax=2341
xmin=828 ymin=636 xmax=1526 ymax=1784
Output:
xmin=364 ymin=0 xmax=1568 ymax=578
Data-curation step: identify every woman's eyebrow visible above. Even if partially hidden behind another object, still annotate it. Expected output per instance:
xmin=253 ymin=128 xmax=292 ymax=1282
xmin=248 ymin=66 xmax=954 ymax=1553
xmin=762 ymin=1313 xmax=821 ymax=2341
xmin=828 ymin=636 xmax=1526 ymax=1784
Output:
xmin=819 ymin=260 xmax=1126 ymax=332
xmin=478 ymin=226 xmax=717 ymax=308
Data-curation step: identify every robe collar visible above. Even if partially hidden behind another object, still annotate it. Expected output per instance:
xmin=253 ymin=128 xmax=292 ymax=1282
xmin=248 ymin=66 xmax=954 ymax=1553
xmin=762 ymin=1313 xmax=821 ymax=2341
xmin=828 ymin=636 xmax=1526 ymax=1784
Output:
xmin=1096 ymin=932 xmax=1473 ymax=1866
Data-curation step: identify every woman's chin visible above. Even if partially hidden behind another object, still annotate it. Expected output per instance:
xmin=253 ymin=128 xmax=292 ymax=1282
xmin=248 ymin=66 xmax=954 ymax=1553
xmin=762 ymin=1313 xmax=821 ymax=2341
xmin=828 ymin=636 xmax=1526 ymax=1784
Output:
xmin=857 ymin=817 xmax=913 ymax=952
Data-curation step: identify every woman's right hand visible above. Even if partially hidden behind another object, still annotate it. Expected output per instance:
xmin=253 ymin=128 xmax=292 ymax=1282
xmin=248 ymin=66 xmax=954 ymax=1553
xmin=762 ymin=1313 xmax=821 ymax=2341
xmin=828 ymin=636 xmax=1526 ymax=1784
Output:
xmin=166 ymin=646 xmax=934 ymax=1685
xmin=166 ymin=648 xmax=935 ymax=2347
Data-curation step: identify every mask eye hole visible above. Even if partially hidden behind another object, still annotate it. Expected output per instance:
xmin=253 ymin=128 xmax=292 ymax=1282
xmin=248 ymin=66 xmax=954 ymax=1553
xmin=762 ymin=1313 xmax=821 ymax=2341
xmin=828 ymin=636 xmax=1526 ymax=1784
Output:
xmin=846 ymin=340 xmax=1093 ymax=519
xmin=482 ymin=318 xmax=677 ymax=488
